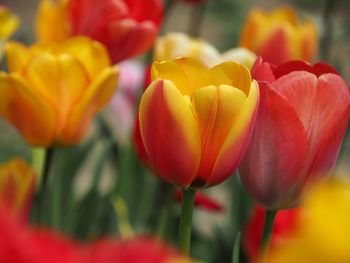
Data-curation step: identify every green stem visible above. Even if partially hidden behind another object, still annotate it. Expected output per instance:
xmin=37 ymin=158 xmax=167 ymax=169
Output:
xmin=41 ymin=148 xmax=55 ymax=189
xmin=178 ymin=188 xmax=196 ymax=253
xmin=156 ymin=182 xmax=174 ymax=239
xmin=259 ymin=209 xmax=277 ymax=261
xmin=52 ymin=160 xmax=61 ymax=229
xmin=231 ymin=232 xmax=241 ymax=263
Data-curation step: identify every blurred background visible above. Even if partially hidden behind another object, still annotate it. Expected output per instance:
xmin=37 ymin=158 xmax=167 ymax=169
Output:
xmin=1 ymin=0 xmax=350 ymax=262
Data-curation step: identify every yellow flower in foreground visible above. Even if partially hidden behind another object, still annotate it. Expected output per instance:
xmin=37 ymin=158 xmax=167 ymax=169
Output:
xmin=267 ymin=180 xmax=350 ymax=263
xmin=0 ymin=6 xmax=19 ymax=58
xmin=155 ymin=32 xmax=256 ymax=69
xmin=0 ymin=36 xmax=119 ymax=146
xmin=139 ymin=58 xmax=259 ymax=188
xmin=0 ymin=158 xmax=35 ymax=218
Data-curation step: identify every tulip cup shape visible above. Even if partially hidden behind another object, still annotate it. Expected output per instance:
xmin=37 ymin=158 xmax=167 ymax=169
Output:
xmin=239 ymin=58 xmax=350 ymax=210
xmin=0 ymin=36 xmax=119 ymax=146
xmin=36 ymin=0 xmax=163 ymax=63
xmin=239 ymin=7 xmax=318 ymax=65
xmin=139 ymin=58 xmax=259 ymax=188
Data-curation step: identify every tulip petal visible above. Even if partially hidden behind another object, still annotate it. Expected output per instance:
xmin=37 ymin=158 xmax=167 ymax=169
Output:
xmin=272 ymin=71 xmax=318 ymax=133
xmin=58 ymin=37 xmax=111 ymax=77
xmin=208 ymin=62 xmax=252 ymax=96
xmin=191 ymin=84 xmax=247 ymax=186
xmin=0 ymin=73 xmax=56 ymax=146
xmin=209 ymin=81 xmax=259 ymax=186
xmin=239 ymin=82 xmax=308 ymax=209
xmin=5 ymin=42 xmax=31 ymax=73
xmin=139 ymin=80 xmax=201 ymax=187
xmin=306 ymin=74 xmax=350 ymax=178
xmin=63 ymin=67 xmax=118 ymax=144
xmin=152 ymin=57 xmax=207 ymax=96
xmin=24 ymin=53 xmax=90 ymax=123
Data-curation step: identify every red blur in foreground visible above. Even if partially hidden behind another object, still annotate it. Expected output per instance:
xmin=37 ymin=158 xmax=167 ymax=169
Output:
xmin=174 ymin=189 xmax=223 ymax=212
xmin=239 ymin=58 xmax=350 ymax=209
xmin=0 ymin=209 xmax=189 ymax=263
xmin=243 ymin=206 xmax=300 ymax=262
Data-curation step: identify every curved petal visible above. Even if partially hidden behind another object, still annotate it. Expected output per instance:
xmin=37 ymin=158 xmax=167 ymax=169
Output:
xmin=306 ymin=74 xmax=350 ymax=179
xmin=239 ymin=82 xmax=308 ymax=209
xmin=62 ymin=67 xmax=119 ymax=145
xmin=24 ymin=53 xmax=90 ymax=123
xmin=0 ymin=73 xmax=57 ymax=146
xmin=208 ymin=61 xmax=252 ymax=96
xmin=58 ymin=37 xmax=111 ymax=77
xmin=191 ymin=84 xmax=247 ymax=187
xmin=208 ymin=81 xmax=259 ymax=187
xmin=5 ymin=42 xmax=31 ymax=73
xmin=251 ymin=56 xmax=276 ymax=82
xmin=139 ymin=79 xmax=201 ymax=187
xmin=151 ymin=57 xmax=207 ymax=96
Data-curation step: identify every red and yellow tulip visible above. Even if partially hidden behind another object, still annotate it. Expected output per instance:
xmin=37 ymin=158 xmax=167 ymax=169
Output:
xmin=239 ymin=7 xmax=318 ymax=65
xmin=139 ymin=58 xmax=259 ymax=188
xmin=0 ymin=37 xmax=119 ymax=146
xmin=239 ymin=58 xmax=350 ymax=210
xmin=0 ymin=158 xmax=35 ymax=219
xmin=36 ymin=0 xmax=163 ymax=63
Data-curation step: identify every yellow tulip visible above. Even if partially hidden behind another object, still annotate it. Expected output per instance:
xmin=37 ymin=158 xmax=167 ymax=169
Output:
xmin=0 ymin=36 xmax=119 ymax=146
xmin=267 ymin=180 xmax=350 ymax=263
xmin=0 ymin=6 xmax=19 ymax=59
xmin=239 ymin=7 xmax=318 ymax=65
xmin=35 ymin=0 xmax=70 ymax=43
xmin=0 ymin=158 xmax=35 ymax=219
xmin=139 ymin=58 xmax=259 ymax=188
xmin=155 ymin=32 xmax=257 ymax=69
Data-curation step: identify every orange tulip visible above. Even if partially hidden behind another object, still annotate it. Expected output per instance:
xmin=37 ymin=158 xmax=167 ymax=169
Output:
xmin=139 ymin=58 xmax=259 ymax=188
xmin=0 ymin=158 xmax=35 ymax=219
xmin=239 ymin=7 xmax=318 ymax=65
xmin=0 ymin=37 xmax=119 ymax=146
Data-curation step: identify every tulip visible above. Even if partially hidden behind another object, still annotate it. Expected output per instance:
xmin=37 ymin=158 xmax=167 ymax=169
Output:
xmin=0 ymin=36 xmax=119 ymax=146
xmin=0 ymin=206 xmax=191 ymax=263
xmin=35 ymin=0 xmax=163 ymax=63
xmin=0 ymin=158 xmax=35 ymax=220
xmin=139 ymin=57 xmax=259 ymax=188
xmin=243 ymin=206 xmax=300 ymax=262
xmin=155 ymin=32 xmax=257 ymax=68
xmin=239 ymin=7 xmax=318 ymax=65
xmin=267 ymin=180 xmax=350 ymax=263
xmin=0 ymin=6 xmax=19 ymax=59
xmin=239 ymin=58 xmax=350 ymax=210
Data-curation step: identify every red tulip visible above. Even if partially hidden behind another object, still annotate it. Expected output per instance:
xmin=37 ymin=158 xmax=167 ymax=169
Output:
xmin=243 ymin=206 xmax=300 ymax=262
xmin=0 ymin=207 xmax=191 ymax=263
xmin=36 ymin=0 xmax=163 ymax=63
xmin=239 ymin=58 xmax=350 ymax=209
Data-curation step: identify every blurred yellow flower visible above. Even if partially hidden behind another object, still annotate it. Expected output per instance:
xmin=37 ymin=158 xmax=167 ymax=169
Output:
xmin=155 ymin=32 xmax=256 ymax=69
xmin=0 ymin=158 xmax=35 ymax=219
xmin=35 ymin=0 xmax=70 ymax=43
xmin=0 ymin=6 xmax=19 ymax=59
xmin=267 ymin=179 xmax=350 ymax=263
xmin=0 ymin=36 xmax=119 ymax=146
xmin=239 ymin=6 xmax=318 ymax=65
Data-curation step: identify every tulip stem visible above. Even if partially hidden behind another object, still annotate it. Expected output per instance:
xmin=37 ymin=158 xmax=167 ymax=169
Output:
xmin=259 ymin=209 xmax=277 ymax=261
xmin=156 ymin=182 xmax=174 ymax=239
xmin=42 ymin=147 xmax=55 ymax=189
xmin=178 ymin=188 xmax=196 ymax=254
